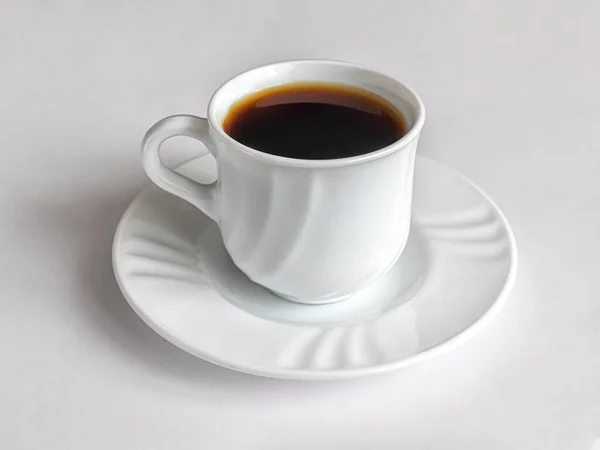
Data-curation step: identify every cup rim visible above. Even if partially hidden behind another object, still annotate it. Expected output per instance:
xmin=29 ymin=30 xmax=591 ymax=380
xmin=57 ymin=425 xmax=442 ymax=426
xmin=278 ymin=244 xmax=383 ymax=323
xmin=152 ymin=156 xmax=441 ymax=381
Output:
xmin=207 ymin=60 xmax=425 ymax=169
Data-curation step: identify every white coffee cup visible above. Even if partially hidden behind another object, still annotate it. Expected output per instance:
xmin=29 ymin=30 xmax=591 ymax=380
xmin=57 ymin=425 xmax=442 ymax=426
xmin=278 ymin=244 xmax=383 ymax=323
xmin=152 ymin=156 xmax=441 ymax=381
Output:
xmin=142 ymin=60 xmax=425 ymax=304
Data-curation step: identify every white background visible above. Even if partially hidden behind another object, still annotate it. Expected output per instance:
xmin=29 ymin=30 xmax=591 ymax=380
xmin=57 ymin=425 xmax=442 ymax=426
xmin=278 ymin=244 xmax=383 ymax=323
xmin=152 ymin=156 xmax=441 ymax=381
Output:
xmin=1 ymin=1 xmax=599 ymax=448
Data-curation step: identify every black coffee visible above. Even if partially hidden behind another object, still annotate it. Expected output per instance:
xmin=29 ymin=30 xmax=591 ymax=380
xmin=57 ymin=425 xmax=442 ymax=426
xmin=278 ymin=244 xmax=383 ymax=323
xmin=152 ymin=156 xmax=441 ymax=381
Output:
xmin=223 ymin=83 xmax=407 ymax=160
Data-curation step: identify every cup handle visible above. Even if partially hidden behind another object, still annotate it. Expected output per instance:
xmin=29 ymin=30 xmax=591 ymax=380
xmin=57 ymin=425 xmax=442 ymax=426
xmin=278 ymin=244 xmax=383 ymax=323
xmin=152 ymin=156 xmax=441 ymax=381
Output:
xmin=142 ymin=115 xmax=218 ymax=221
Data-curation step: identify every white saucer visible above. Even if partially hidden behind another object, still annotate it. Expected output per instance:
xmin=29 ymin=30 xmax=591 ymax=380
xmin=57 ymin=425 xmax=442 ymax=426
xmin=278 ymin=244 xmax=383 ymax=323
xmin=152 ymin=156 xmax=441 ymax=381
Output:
xmin=113 ymin=155 xmax=517 ymax=380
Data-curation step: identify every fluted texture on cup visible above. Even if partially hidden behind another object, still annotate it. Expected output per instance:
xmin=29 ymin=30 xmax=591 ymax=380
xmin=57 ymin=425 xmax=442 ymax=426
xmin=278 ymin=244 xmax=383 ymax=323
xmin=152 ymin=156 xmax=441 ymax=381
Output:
xmin=216 ymin=138 xmax=419 ymax=302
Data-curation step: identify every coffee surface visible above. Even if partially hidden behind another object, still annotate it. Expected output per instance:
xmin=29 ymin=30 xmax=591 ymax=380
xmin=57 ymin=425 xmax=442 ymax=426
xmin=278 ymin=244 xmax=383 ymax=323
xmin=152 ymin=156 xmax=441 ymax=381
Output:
xmin=223 ymin=83 xmax=407 ymax=160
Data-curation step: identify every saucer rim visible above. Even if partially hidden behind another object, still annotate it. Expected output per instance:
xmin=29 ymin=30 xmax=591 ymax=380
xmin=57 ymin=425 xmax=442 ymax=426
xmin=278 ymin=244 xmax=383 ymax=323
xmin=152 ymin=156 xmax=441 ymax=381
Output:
xmin=112 ymin=155 xmax=517 ymax=380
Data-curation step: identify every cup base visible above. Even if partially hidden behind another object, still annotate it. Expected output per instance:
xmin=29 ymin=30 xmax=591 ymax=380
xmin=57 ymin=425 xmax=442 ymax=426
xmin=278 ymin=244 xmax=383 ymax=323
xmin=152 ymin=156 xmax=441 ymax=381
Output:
xmin=267 ymin=235 xmax=410 ymax=306
xmin=268 ymin=289 xmax=354 ymax=305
